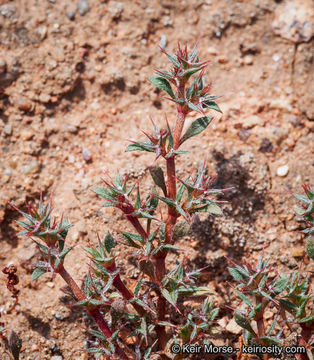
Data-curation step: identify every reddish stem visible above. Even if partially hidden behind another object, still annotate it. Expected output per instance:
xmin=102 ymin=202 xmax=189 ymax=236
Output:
xmin=154 ymin=91 xmax=187 ymax=351
xmin=108 ymin=263 xmax=146 ymax=316
xmin=57 ymin=264 xmax=129 ymax=360
xmin=126 ymin=214 xmax=148 ymax=239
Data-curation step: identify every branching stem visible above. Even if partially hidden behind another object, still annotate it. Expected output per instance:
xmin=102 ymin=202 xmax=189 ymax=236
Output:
xmin=57 ymin=264 xmax=130 ymax=360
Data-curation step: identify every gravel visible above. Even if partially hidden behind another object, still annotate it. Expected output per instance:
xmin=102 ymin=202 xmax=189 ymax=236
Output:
xmin=3 ymin=124 xmax=12 ymax=136
xmin=77 ymin=0 xmax=90 ymax=16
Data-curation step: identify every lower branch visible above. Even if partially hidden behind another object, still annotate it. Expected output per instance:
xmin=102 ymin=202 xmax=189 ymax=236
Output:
xmin=58 ymin=264 xmax=129 ymax=359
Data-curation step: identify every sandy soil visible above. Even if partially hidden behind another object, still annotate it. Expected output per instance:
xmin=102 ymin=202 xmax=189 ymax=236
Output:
xmin=0 ymin=0 xmax=313 ymax=359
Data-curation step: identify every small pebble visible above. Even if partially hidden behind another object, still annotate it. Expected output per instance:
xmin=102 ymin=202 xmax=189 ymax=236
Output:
xmin=3 ymin=124 xmax=12 ymax=135
xmin=77 ymin=0 xmax=89 ymax=16
xmin=22 ymin=160 xmax=40 ymax=175
xmin=31 ymin=344 xmax=39 ymax=352
xmin=66 ymin=10 xmax=75 ymax=21
xmin=55 ymin=312 xmax=65 ymax=321
xmin=276 ymin=164 xmax=289 ymax=177
xmin=68 ymin=154 xmax=75 ymax=163
xmin=51 ymin=356 xmax=63 ymax=360
xmin=65 ymin=124 xmax=77 ymax=133
xmin=218 ymin=56 xmax=228 ymax=64
xmin=20 ymin=130 xmax=33 ymax=141
xmin=272 ymin=53 xmax=280 ymax=62
xmin=207 ymin=46 xmax=218 ymax=55
xmin=243 ymin=55 xmax=253 ymax=65
xmin=82 ymin=148 xmax=92 ymax=162
xmin=159 ymin=34 xmax=167 ymax=49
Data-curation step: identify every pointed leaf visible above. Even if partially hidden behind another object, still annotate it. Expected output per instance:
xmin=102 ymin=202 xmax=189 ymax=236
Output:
xmin=105 ymin=232 xmax=115 ymax=253
xmin=203 ymin=101 xmax=222 ymax=113
xmin=181 ymin=116 xmax=213 ymax=144
xmin=148 ymin=166 xmax=167 ymax=196
xmin=32 ymin=268 xmax=46 ymax=281
xmin=148 ymin=76 xmax=175 ymax=98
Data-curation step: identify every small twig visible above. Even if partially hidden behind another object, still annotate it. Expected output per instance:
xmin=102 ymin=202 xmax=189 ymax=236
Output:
xmin=2 ymin=266 xmax=19 ymax=314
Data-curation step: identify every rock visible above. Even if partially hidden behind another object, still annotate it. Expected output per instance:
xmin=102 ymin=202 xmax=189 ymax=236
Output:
xmin=37 ymin=26 xmax=47 ymax=41
xmin=242 ymin=115 xmax=264 ymax=129
xmin=291 ymin=246 xmax=305 ymax=258
xmin=3 ymin=124 xmax=12 ymax=136
xmin=259 ymin=138 xmax=273 ymax=153
xmin=208 ymin=47 xmax=218 ymax=55
xmin=159 ymin=34 xmax=167 ymax=49
xmin=0 ymin=4 xmax=16 ymax=18
xmin=11 ymin=96 xmax=33 ymax=112
xmin=22 ymin=160 xmax=40 ymax=175
xmin=243 ymin=55 xmax=253 ymax=65
xmin=264 ymin=310 xmax=273 ymax=320
xmin=82 ymin=148 xmax=92 ymax=162
xmin=77 ymin=0 xmax=89 ymax=16
xmin=108 ymin=1 xmax=124 ymax=20
xmin=226 ymin=318 xmax=242 ymax=335
xmin=218 ymin=56 xmax=228 ymax=64
xmin=55 ymin=309 xmax=70 ymax=321
xmin=272 ymin=0 xmax=314 ymax=43
xmin=65 ymin=124 xmax=78 ymax=133
xmin=39 ymin=93 xmax=51 ymax=103
xmin=66 ymin=10 xmax=75 ymax=21
xmin=21 ymin=130 xmax=34 ymax=141
xmin=276 ymin=165 xmax=289 ymax=177
xmin=51 ymin=356 xmax=63 ymax=360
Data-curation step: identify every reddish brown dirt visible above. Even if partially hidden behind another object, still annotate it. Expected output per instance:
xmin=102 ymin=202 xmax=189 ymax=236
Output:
xmin=0 ymin=0 xmax=313 ymax=359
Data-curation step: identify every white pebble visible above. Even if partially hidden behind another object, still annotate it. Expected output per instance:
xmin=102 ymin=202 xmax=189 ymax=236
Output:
xmin=276 ymin=165 xmax=289 ymax=177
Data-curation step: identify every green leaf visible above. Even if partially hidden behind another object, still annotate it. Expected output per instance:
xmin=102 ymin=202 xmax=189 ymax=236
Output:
xmin=126 ymin=142 xmax=155 ymax=153
xmin=203 ymin=101 xmax=222 ymax=113
xmin=151 ymin=244 xmax=182 ymax=255
xmin=164 ymin=53 xmax=180 ymax=67
xmin=267 ymin=316 xmax=277 ymax=335
xmin=259 ymin=336 xmax=282 ymax=346
xmin=183 ymin=66 xmax=203 ymax=79
xmin=121 ymin=232 xmax=143 ymax=248
xmin=234 ymin=312 xmax=255 ymax=335
xmin=306 ymin=236 xmax=314 ymax=260
xmin=161 ymin=288 xmax=178 ymax=310
xmin=134 ymin=278 xmax=142 ymax=296
xmin=32 ymin=268 xmax=46 ymax=281
xmin=193 ymin=202 xmax=223 ymax=215
xmin=176 ymin=182 xmax=185 ymax=203
xmin=273 ymin=275 xmax=290 ymax=294
xmin=148 ymin=76 xmax=175 ymax=98
xmin=93 ymin=187 xmax=115 ymax=201
xmin=88 ymin=329 xmax=107 ymax=341
xmin=105 ymin=232 xmax=115 ymax=253
xmin=178 ymin=286 xmax=213 ymax=297
xmin=148 ymin=166 xmax=167 ymax=196
xmin=181 ymin=116 xmax=213 ymax=144
xmin=209 ymin=308 xmax=219 ymax=321
xmin=235 ymin=289 xmax=253 ymax=308
xmin=60 ymin=246 xmax=74 ymax=260
xmin=187 ymin=101 xmax=202 ymax=114
xmin=228 ymin=266 xmax=249 ymax=281
xmin=157 ymin=196 xmax=176 ymax=208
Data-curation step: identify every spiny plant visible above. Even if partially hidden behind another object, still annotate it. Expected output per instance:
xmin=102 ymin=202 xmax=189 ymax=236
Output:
xmin=227 ymin=185 xmax=314 ymax=360
xmin=12 ymin=42 xmax=228 ymax=359
xmin=228 ymin=254 xmax=313 ymax=360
